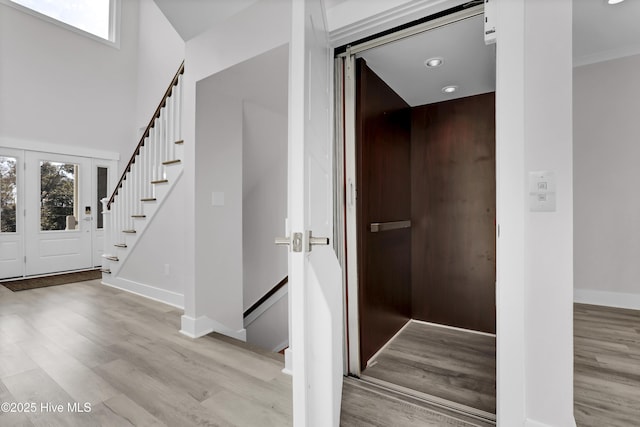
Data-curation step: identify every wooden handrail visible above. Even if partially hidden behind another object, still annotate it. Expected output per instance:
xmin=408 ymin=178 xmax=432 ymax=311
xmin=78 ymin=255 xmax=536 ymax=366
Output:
xmin=107 ymin=61 xmax=185 ymax=210
xmin=243 ymin=276 xmax=289 ymax=319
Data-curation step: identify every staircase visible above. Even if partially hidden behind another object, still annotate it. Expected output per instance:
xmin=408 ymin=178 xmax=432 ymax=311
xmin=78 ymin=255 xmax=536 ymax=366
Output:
xmin=101 ymin=62 xmax=184 ymax=278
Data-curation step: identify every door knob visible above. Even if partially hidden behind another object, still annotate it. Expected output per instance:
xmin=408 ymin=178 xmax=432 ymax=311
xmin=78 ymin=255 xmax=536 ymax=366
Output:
xmin=305 ymin=231 xmax=329 ymax=252
xmin=275 ymin=231 xmax=329 ymax=252
xmin=275 ymin=232 xmax=303 ymax=252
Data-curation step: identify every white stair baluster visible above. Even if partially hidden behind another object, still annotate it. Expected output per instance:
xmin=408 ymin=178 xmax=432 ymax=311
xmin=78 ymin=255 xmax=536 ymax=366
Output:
xmin=103 ymin=64 xmax=183 ymax=277
xmin=169 ymin=89 xmax=176 ymax=160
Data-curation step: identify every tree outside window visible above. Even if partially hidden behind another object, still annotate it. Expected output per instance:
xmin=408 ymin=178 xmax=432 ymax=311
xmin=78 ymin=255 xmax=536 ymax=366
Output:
xmin=40 ymin=161 xmax=78 ymax=231
xmin=0 ymin=156 xmax=17 ymax=233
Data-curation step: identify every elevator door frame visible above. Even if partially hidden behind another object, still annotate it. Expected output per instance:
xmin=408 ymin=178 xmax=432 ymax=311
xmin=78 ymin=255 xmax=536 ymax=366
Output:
xmin=337 ymin=3 xmax=490 ymax=379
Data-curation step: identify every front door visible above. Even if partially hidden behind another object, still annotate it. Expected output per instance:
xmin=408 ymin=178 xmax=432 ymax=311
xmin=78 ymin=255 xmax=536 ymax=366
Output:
xmin=25 ymin=152 xmax=93 ymax=276
xmin=289 ymin=0 xmax=343 ymax=425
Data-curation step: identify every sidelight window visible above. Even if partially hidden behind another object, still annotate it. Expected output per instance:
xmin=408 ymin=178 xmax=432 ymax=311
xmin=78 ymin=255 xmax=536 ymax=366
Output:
xmin=0 ymin=156 xmax=17 ymax=233
xmin=96 ymin=167 xmax=108 ymax=229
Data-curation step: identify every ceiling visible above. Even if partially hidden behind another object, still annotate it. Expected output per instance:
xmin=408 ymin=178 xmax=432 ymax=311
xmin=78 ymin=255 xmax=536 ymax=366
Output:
xmin=358 ymin=14 xmax=494 ymax=107
xmin=154 ymin=0 xmax=640 ymax=107
xmin=153 ymin=0 xmax=259 ymax=41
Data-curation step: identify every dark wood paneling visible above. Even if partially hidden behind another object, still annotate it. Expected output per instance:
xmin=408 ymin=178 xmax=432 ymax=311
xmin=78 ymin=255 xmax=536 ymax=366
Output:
xmin=411 ymin=93 xmax=496 ymax=333
xmin=356 ymin=59 xmax=412 ymax=369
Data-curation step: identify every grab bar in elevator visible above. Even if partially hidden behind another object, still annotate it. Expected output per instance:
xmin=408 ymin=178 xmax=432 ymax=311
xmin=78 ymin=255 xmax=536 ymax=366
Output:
xmin=370 ymin=220 xmax=411 ymax=233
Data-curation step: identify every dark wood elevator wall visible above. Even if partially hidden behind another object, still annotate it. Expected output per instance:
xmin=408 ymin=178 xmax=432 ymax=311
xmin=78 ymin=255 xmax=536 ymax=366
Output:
xmin=411 ymin=92 xmax=496 ymax=334
xmin=356 ymin=59 xmax=412 ymax=370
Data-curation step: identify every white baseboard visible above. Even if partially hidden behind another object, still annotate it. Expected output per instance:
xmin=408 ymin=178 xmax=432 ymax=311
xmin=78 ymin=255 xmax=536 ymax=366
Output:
xmin=272 ymin=338 xmax=289 ymax=353
xmin=574 ymin=289 xmax=640 ymax=311
xmin=411 ymin=318 xmax=496 ymax=337
xmin=101 ymin=276 xmax=184 ymax=308
xmin=525 ymin=419 xmax=551 ymax=427
xmin=180 ymin=314 xmax=247 ymax=341
xmin=243 ymin=282 xmax=288 ymax=328
xmin=525 ymin=417 xmax=576 ymax=427
xmin=282 ymin=347 xmax=292 ymax=376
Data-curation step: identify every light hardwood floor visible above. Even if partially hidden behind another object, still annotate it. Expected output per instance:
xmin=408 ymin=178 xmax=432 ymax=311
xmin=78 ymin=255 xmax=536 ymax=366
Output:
xmin=3 ymin=281 xmax=636 ymax=426
xmin=362 ymin=321 xmax=496 ymax=416
xmin=574 ymin=303 xmax=640 ymax=427
xmin=0 ymin=280 xmax=292 ymax=427
xmin=340 ymin=377 xmax=495 ymax=427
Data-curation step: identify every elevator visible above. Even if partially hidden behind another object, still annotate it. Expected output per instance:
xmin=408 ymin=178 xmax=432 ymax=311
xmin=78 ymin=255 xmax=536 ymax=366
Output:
xmin=336 ymin=5 xmax=497 ymax=420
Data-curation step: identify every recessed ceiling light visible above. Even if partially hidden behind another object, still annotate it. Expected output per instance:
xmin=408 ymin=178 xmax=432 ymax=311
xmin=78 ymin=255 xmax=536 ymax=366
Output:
xmin=424 ymin=57 xmax=444 ymax=68
xmin=608 ymin=0 xmax=624 ymax=4
xmin=442 ymin=85 xmax=458 ymax=94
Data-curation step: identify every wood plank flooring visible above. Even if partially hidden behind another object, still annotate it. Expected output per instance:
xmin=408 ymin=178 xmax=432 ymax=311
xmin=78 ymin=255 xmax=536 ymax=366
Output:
xmin=340 ymin=377 xmax=495 ymax=427
xmin=362 ymin=321 xmax=496 ymax=415
xmin=4 ymin=280 xmax=638 ymax=426
xmin=0 ymin=280 xmax=292 ymax=427
xmin=574 ymin=303 xmax=640 ymax=427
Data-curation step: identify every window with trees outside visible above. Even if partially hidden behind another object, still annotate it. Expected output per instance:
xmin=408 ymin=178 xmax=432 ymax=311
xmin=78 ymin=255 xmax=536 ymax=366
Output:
xmin=40 ymin=161 xmax=79 ymax=231
xmin=0 ymin=156 xmax=17 ymax=233
xmin=7 ymin=0 xmax=115 ymax=42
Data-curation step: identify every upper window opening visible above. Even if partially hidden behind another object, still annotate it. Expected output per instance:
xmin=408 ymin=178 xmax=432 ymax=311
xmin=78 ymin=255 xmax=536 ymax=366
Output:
xmin=8 ymin=0 xmax=115 ymax=42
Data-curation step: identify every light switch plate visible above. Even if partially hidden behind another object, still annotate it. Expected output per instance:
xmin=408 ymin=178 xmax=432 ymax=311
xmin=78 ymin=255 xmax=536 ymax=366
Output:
xmin=212 ymin=191 xmax=225 ymax=206
xmin=529 ymin=171 xmax=556 ymax=212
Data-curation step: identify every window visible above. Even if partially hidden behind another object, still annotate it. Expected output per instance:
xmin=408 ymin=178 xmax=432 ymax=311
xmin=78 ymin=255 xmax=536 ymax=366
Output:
xmin=40 ymin=161 xmax=79 ymax=231
xmin=0 ymin=156 xmax=17 ymax=233
xmin=96 ymin=167 xmax=108 ymax=229
xmin=7 ymin=0 xmax=116 ymax=43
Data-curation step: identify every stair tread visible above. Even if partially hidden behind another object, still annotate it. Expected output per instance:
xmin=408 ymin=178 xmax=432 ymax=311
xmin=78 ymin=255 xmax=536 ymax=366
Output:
xmin=114 ymin=243 xmax=127 ymax=248
xmin=104 ymin=255 xmax=119 ymax=261
xmin=101 ymin=269 xmax=111 ymax=274
xmin=131 ymin=215 xmax=146 ymax=218
xmin=141 ymin=197 xmax=156 ymax=202
xmin=162 ymin=159 xmax=181 ymax=165
xmin=151 ymin=179 xmax=168 ymax=184
xmin=175 ymin=139 xmax=184 ymax=145
xmin=122 ymin=229 xmax=136 ymax=234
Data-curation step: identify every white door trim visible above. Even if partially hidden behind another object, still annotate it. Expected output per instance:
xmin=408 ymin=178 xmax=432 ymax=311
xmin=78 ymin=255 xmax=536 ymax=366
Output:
xmin=0 ymin=138 xmax=119 ymax=162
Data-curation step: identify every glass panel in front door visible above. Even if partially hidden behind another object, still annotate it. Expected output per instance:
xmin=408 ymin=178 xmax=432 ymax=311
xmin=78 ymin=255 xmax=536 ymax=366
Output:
xmin=39 ymin=161 xmax=79 ymax=231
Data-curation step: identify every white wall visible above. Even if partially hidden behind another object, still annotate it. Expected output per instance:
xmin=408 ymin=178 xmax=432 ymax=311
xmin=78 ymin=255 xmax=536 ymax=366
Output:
xmin=181 ymin=0 xmax=291 ymax=338
xmin=242 ymin=101 xmax=288 ymax=351
xmin=574 ymin=54 xmax=640 ymax=309
xmin=0 ymin=0 xmax=139 ymax=172
xmin=242 ymin=101 xmax=288 ymax=308
xmin=246 ymin=295 xmax=289 ymax=352
xmin=135 ymin=0 xmax=185 ymax=131
xmin=116 ymin=175 xmax=186 ymax=306
xmin=0 ymin=0 xmax=186 ymax=178
xmin=193 ymin=85 xmax=245 ymax=339
xmin=521 ymin=2 xmax=574 ymax=426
